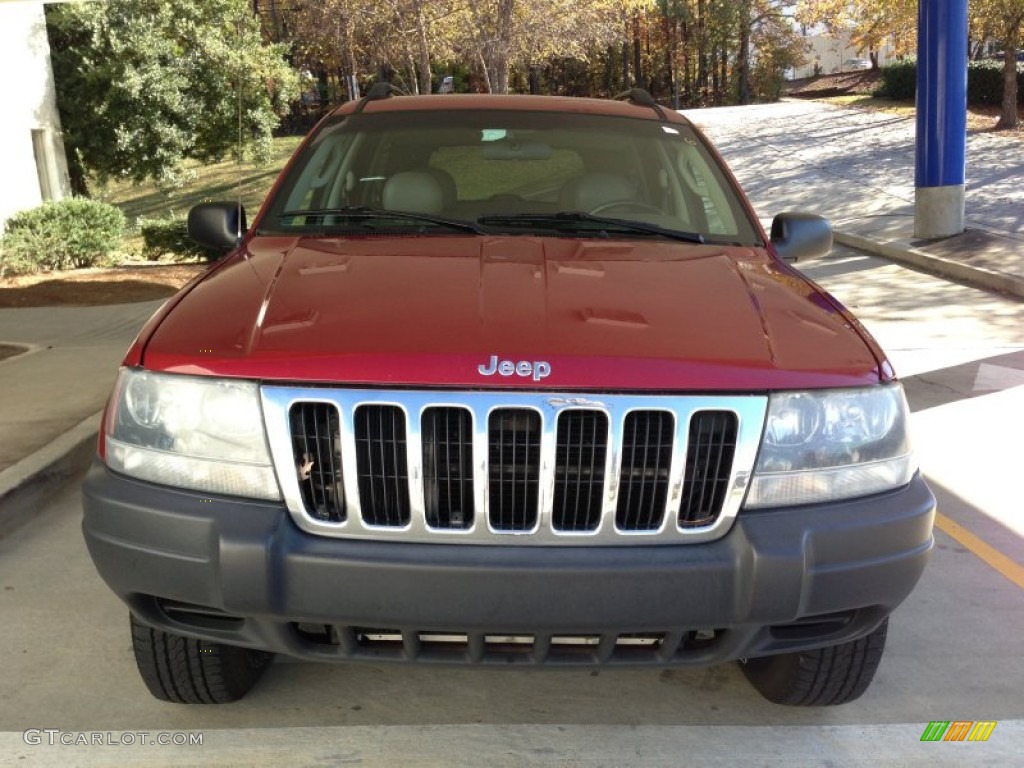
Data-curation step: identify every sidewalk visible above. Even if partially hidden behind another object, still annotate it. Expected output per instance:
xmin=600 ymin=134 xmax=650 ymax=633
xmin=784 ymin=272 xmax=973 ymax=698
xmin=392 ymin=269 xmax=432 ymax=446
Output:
xmin=0 ymin=301 xmax=160 ymax=535
xmin=685 ymin=99 xmax=1024 ymax=298
xmin=1 ymin=98 xmax=1023 ymax=535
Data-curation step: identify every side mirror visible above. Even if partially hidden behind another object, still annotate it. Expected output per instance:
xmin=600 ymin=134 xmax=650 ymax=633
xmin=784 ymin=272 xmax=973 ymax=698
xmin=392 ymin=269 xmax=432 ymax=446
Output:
xmin=770 ymin=212 xmax=832 ymax=263
xmin=187 ymin=202 xmax=247 ymax=253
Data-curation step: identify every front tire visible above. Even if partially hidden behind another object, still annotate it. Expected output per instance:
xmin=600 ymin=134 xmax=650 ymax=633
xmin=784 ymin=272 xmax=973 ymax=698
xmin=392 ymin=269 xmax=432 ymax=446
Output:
xmin=130 ymin=613 xmax=273 ymax=703
xmin=740 ymin=618 xmax=888 ymax=706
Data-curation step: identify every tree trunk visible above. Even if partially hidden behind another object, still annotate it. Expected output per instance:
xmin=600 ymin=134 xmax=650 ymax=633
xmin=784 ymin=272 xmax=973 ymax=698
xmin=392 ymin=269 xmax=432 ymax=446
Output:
xmin=622 ymin=39 xmax=630 ymax=90
xmin=737 ymin=2 xmax=752 ymax=105
xmin=478 ymin=52 xmax=493 ymax=93
xmin=711 ymin=49 xmax=719 ymax=99
xmin=605 ymin=44 xmax=615 ymax=95
xmin=529 ymin=65 xmax=541 ymax=95
xmin=67 ymin=148 xmax=90 ymax=198
xmin=681 ymin=20 xmax=691 ymax=105
xmin=719 ymin=47 xmax=728 ymax=101
xmin=665 ymin=15 xmax=676 ymax=108
xmin=340 ymin=14 xmax=359 ymax=100
xmin=697 ymin=0 xmax=707 ymax=102
xmin=490 ymin=49 xmax=510 ymax=94
xmin=414 ymin=1 xmax=432 ymax=95
xmin=996 ymin=41 xmax=1019 ymax=130
xmin=404 ymin=44 xmax=419 ymax=94
xmin=467 ymin=0 xmax=514 ymax=94
xmin=632 ymin=11 xmax=642 ymax=87
xmin=490 ymin=0 xmax=515 ymax=93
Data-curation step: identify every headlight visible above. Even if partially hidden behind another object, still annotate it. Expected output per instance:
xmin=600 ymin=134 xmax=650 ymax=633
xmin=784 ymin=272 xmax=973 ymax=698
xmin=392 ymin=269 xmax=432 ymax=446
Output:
xmin=745 ymin=384 xmax=914 ymax=508
xmin=106 ymin=368 xmax=281 ymax=500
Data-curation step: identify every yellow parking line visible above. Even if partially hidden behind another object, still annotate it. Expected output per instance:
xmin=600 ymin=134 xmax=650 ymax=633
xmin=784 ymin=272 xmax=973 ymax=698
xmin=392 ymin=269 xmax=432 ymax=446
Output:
xmin=935 ymin=512 xmax=1024 ymax=591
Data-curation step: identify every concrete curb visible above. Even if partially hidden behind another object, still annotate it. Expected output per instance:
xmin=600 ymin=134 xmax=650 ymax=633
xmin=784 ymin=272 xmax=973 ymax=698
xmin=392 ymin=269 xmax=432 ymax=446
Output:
xmin=834 ymin=230 xmax=1024 ymax=301
xmin=0 ymin=410 xmax=101 ymax=538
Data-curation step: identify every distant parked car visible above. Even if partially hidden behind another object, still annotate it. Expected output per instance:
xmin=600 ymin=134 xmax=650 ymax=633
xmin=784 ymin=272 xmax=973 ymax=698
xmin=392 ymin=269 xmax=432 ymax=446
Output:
xmin=843 ymin=58 xmax=872 ymax=71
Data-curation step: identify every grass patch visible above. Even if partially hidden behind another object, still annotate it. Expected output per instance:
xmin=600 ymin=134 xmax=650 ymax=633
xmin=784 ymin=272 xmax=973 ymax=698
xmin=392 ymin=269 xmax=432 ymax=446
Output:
xmin=96 ymin=136 xmax=303 ymax=233
xmin=816 ymin=95 xmax=916 ymax=118
xmin=815 ymin=95 xmax=1022 ymax=139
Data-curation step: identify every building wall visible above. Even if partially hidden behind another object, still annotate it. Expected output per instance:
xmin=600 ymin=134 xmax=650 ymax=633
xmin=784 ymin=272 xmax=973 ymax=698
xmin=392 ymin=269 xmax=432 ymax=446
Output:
xmin=793 ymin=31 xmax=897 ymax=80
xmin=0 ymin=1 xmax=71 ymax=233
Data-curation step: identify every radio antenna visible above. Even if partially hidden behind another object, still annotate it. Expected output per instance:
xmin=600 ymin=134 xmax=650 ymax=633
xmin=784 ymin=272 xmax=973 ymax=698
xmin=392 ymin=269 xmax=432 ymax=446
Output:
xmin=236 ymin=14 xmax=244 ymax=245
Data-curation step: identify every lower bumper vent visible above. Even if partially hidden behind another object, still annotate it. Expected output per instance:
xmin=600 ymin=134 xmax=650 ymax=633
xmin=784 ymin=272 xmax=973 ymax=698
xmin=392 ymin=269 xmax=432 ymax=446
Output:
xmin=290 ymin=624 xmax=724 ymax=664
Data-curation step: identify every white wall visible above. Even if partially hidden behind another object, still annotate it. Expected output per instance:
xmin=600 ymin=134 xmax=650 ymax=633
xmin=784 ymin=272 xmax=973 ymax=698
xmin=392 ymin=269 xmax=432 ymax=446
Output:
xmin=793 ymin=31 xmax=897 ymax=80
xmin=0 ymin=1 xmax=71 ymax=233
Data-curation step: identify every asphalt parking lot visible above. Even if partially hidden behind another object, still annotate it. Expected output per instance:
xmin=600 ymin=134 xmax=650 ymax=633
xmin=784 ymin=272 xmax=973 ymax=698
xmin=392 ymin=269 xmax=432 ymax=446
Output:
xmin=0 ymin=245 xmax=1022 ymax=767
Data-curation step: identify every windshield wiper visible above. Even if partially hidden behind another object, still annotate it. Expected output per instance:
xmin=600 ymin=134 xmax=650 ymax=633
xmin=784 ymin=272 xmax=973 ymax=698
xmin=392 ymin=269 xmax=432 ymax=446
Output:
xmin=477 ymin=212 xmax=705 ymax=244
xmin=279 ymin=206 xmax=485 ymax=235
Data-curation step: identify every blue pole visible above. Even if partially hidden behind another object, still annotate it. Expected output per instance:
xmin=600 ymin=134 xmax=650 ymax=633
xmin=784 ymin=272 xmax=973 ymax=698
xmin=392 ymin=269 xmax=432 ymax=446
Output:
xmin=915 ymin=0 xmax=968 ymax=238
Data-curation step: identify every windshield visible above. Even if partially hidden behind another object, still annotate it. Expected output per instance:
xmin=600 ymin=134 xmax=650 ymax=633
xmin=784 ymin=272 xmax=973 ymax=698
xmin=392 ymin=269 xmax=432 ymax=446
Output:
xmin=260 ymin=108 xmax=760 ymax=245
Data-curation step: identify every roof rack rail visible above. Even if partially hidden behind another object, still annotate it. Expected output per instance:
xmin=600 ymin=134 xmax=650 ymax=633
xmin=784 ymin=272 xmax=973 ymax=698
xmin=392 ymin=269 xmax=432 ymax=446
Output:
xmin=613 ymin=88 xmax=667 ymax=121
xmin=354 ymin=82 xmax=408 ymax=113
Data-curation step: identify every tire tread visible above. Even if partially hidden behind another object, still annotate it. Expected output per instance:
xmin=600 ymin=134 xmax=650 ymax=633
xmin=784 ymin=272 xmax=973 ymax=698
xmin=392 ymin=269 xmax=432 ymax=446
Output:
xmin=740 ymin=618 xmax=888 ymax=706
xmin=130 ymin=613 xmax=272 ymax=704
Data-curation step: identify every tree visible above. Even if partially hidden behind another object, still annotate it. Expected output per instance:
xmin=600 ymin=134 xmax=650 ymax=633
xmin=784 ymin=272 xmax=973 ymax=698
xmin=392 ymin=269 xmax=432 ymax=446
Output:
xmin=973 ymin=0 xmax=1024 ymax=129
xmin=452 ymin=0 xmax=632 ymax=93
xmin=46 ymin=0 xmax=298 ymax=194
xmin=750 ymin=7 xmax=808 ymax=100
xmin=735 ymin=1 xmax=801 ymax=104
xmin=796 ymin=0 xmax=918 ymax=65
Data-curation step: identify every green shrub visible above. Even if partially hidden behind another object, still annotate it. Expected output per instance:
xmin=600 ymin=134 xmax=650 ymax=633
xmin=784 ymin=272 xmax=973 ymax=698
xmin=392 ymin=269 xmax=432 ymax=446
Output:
xmin=967 ymin=60 xmax=1008 ymax=105
xmin=877 ymin=58 xmax=1024 ymax=105
xmin=1 ymin=198 xmax=125 ymax=274
xmin=138 ymin=215 xmax=221 ymax=262
xmin=875 ymin=59 xmax=917 ymax=100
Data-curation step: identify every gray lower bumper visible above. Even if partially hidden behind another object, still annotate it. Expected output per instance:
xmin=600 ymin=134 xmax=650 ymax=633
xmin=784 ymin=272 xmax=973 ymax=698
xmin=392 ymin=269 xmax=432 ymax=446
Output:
xmin=81 ymin=462 xmax=935 ymax=666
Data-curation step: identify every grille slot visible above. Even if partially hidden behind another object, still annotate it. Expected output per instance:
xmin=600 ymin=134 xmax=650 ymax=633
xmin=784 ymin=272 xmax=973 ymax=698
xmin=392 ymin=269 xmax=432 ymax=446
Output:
xmin=290 ymin=402 xmax=345 ymax=522
xmin=679 ymin=411 xmax=738 ymax=528
xmin=422 ymin=407 xmax=474 ymax=529
xmin=488 ymin=409 xmax=541 ymax=531
xmin=553 ymin=410 xmax=608 ymax=532
xmin=354 ymin=405 xmax=410 ymax=526
xmin=616 ymin=410 xmax=675 ymax=531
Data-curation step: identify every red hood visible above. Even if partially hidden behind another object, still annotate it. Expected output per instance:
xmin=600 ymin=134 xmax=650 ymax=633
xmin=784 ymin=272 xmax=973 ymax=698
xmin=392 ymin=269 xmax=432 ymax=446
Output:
xmin=140 ymin=235 xmax=882 ymax=391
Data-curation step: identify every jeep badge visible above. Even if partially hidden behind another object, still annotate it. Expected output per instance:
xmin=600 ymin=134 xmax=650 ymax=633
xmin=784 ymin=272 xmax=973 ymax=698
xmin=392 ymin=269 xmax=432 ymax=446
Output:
xmin=477 ymin=355 xmax=551 ymax=382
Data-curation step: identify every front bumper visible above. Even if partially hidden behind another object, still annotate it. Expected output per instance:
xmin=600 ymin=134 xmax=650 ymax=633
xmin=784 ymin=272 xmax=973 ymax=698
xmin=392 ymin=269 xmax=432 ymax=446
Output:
xmin=81 ymin=461 xmax=935 ymax=666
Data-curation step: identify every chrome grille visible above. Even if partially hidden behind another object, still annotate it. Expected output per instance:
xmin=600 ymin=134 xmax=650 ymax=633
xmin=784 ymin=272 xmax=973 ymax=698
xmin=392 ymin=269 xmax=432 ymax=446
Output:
xmin=488 ymin=409 xmax=541 ymax=531
xmin=616 ymin=411 xmax=674 ymax=531
xmin=354 ymin=405 xmax=410 ymax=526
xmin=422 ymin=407 xmax=474 ymax=529
xmin=679 ymin=411 xmax=739 ymax=528
xmin=290 ymin=402 xmax=345 ymax=522
xmin=262 ymin=388 xmax=767 ymax=545
xmin=552 ymin=410 xmax=608 ymax=532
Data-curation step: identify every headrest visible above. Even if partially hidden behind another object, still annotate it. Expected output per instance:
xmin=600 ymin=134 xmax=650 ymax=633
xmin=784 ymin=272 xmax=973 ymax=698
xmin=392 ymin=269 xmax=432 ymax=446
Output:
xmin=382 ymin=172 xmax=444 ymax=214
xmin=560 ymin=172 xmax=636 ymax=211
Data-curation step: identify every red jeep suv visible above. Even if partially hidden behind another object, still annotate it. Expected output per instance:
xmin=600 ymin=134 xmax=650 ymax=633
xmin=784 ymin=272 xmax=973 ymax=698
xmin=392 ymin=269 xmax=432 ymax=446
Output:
xmin=82 ymin=87 xmax=934 ymax=706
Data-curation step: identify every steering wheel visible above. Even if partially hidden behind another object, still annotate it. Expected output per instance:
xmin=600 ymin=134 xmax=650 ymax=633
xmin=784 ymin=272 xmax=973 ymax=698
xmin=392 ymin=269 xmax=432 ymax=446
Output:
xmin=588 ymin=200 xmax=664 ymax=216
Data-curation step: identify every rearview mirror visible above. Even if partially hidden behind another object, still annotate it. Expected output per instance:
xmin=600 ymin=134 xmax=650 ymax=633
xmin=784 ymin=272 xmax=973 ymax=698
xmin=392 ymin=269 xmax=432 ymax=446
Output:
xmin=481 ymin=141 xmax=552 ymax=161
xmin=770 ymin=212 xmax=832 ymax=263
xmin=187 ymin=202 xmax=247 ymax=253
